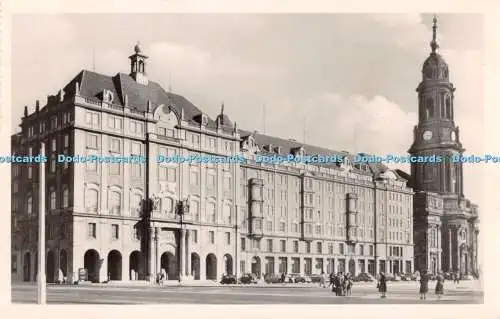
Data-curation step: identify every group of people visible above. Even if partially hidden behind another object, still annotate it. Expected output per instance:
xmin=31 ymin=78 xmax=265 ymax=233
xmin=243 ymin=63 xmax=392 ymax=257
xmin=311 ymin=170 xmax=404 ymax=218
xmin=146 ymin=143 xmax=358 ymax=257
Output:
xmin=376 ymin=270 xmax=448 ymax=300
xmin=326 ymin=272 xmax=354 ymax=296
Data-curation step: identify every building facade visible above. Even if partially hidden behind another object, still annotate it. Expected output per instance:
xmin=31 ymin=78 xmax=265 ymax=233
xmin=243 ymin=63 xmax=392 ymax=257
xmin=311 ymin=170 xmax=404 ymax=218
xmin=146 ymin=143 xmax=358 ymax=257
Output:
xmin=11 ymin=43 xmax=416 ymax=283
xmin=408 ymin=17 xmax=480 ymax=276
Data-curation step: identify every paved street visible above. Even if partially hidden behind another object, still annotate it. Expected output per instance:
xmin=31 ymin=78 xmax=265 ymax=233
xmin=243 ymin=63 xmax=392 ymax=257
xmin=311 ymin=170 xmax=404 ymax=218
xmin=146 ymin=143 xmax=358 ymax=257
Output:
xmin=11 ymin=280 xmax=483 ymax=304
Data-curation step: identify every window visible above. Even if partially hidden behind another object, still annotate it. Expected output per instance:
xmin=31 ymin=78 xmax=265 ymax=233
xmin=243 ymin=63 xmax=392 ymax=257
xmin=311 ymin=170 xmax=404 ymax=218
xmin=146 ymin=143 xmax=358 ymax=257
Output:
xmin=241 ymin=238 xmax=246 ymax=251
xmin=110 ymin=138 xmax=121 ymax=153
xmin=190 ymin=169 xmax=199 ymax=186
xmin=108 ymin=116 xmax=122 ymax=129
xmin=191 ymin=200 xmax=200 ymax=221
xmin=266 ymin=221 xmax=273 ymax=231
xmin=63 ymin=187 xmax=69 ymax=208
xmin=51 ymin=138 xmax=57 ymax=152
xmin=207 ymin=202 xmax=216 ymax=223
xmin=86 ymin=134 xmax=98 ymax=149
xmin=109 ymin=191 xmax=121 ymax=215
xmin=280 ymin=240 xmax=286 ymax=252
xmin=60 ymin=224 xmax=66 ymax=239
xmin=132 ymin=163 xmax=142 ymax=177
xmin=109 ymin=163 xmax=120 ymax=175
xmin=191 ymin=230 xmax=198 ymax=243
xmin=51 ymin=116 xmax=58 ymax=129
xmin=85 ymin=112 xmax=100 ymax=126
xmin=27 ymin=195 xmax=33 ymax=215
xmin=130 ymin=121 xmax=143 ymax=133
xmin=209 ymin=231 xmax=215 ymax=244
xmin=49 ymin=190 xmax=56 ymax=210
xmin=306 ymin=242 xmax=311 ymax=253
xmin=223 ymin=175 xmax=232 ymax=190
xmin=359 ymin=244 xmax=364 ymax=256
xmin=64 ymin=134 xmax=69 ymax=148
xmin=11 ymin=254 xmax=17 ymax=273
xmin=225 ymin=232 xmax=231 ymax=245
xmin=279 ymin=221 xmax=286 ymax=232
xmin=207 ymin=171 xmax=216 ymax=186
xmin=339 ymin=243 xmax=345 ymax=255
xmin=329 ymin=244 xmax=334 ymax=254
xmin=293 ymin=241 xmax=299 ymax=253
xmin=86 ymin=189 xmax=98 ymax=212
xmin=316 ymin=242 xmax=322 ymax=254
xmin=50 ymin=155 xmax=56 ymax=173
xmin=111 ymin=224 xmax=119 ymax=239
xmin=88 ymin=223 xmax=96 ymax=238
xmin=267 ymin=239 xmax=273 ymax=252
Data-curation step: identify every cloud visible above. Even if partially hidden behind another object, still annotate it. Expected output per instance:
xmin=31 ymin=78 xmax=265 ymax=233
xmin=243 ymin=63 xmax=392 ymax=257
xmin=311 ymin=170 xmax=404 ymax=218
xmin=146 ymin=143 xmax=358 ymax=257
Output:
xmin=370 ymin=14 xmax=430 ymax=52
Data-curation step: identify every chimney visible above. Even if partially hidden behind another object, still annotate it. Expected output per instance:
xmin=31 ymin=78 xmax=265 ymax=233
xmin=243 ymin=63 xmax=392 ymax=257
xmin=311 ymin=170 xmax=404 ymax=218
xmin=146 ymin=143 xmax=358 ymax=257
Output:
xmin=24 ymin=106 xmax=28 ymax=117
xmin=35 ymin=100 xmax=40 ymax=112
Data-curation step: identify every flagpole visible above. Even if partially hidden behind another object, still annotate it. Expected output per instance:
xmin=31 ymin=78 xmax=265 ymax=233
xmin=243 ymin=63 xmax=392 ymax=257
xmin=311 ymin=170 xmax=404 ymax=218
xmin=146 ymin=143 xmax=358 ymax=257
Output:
xmin=37 ymin=142 xmax=46 ymax=304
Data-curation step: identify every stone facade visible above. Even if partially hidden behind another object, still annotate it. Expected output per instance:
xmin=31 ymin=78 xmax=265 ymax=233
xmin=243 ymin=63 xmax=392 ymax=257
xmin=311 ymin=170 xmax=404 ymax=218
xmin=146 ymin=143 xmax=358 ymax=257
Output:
xmin=11 ymin=44 xmax=415 ymax=283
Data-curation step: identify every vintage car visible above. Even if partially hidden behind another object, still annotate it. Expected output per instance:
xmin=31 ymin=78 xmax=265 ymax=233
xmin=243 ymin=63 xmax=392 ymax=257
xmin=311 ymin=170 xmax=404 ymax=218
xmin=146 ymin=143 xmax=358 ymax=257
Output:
xmin=220 ymin=274 xmax=237 ymax=284
xmin=355 ymin=272 xmax=376 ymax=282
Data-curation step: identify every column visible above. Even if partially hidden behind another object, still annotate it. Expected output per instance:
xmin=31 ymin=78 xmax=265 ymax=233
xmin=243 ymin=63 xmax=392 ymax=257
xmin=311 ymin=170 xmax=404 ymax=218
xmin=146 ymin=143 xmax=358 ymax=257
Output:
xmin=437 ymin=226 xmax=441 ymax=271
xmin=186 ymin=230 xmax=191 ymax=276
xmin=456 ymin=227 xmax=461 ymax=273
xmin=179 ymin=228 xmax=186 ymax=279
xmin=154 ymin=227 xmax=160 ymax=277
xmin=448 ymin=226 xmax=453 ymax=271
xmin=299 ymin=257 xmax=304 ymax=274
xmin=148 ymin=227 xmax=154 ymax=281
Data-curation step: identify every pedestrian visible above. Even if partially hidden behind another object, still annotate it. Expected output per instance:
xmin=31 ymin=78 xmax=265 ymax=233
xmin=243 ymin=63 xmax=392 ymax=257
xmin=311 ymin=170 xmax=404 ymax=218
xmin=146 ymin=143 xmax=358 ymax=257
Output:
xmin=455 ymin=271 xmax=460 ymax=285
xmin=419 ymin=270 xmax=429 ymax=300
xmin=281 ymin=272 xmax=286 ymax=283
xmin=329 ymin=272 xmax=334 ymax=288
xmin=377 ymin=272 xmax=387 ymax=298
xmin=345 ymin=274 xmax=353 ymax=296
xmin=319 ymin=271 xmax=325 ymax=288
xmin=335 ymin=273 xmax=343 ymax=296
xmin=435 ymin=273 xmax=444 ymax=300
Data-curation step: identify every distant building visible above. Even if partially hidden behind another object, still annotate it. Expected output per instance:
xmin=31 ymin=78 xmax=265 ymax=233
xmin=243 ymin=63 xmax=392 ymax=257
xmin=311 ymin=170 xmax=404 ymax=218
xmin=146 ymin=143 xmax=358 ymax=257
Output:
xmin=11 ymin=42 xmax=415 ymax=283
xmin=407 ymin=17 xmax=479 ymax=275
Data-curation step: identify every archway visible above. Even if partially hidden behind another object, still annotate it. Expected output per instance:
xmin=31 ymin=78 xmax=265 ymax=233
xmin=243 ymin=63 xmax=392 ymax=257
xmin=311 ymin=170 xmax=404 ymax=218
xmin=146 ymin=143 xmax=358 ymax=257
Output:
xmin=23 ymin=252 xmax=31 ymax=282
xmin=224 ymin=254 xmax=233 ymax=275
xmin=59 ymin=250 xmax=68 ymax=278
xmin=206 ymin=253 xmax=217 ymax=280
xmin=129 ymin=251 xmax=140 ymax=280
xmin=83 ymin=249 xmax=100 ymax=282
xmin=161 ymin=252 xmax=178 ymax=280
xmin=107 ymin=250 xmax=122 ymax=281
xmin=191 ymin=253 xmax=200 ymax=280
xmin=251 ymin=256 xmax=261 ymax=276
xmin=46 ymin=250 xmax=56 ymax=283
xmin=348 ymin=259 xmax=355 ymax=275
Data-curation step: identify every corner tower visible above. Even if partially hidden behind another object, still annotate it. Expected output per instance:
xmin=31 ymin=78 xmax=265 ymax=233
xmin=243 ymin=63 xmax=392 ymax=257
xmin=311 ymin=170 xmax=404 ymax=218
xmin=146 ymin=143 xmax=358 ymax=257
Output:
xmin=409 ymin=16 xmax=464 ymax=197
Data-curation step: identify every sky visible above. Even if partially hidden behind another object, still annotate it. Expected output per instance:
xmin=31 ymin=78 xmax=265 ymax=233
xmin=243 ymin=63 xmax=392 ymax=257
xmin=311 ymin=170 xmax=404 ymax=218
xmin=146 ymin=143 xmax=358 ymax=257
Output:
xmin=11 ymin=13 xmax=484 ymax=215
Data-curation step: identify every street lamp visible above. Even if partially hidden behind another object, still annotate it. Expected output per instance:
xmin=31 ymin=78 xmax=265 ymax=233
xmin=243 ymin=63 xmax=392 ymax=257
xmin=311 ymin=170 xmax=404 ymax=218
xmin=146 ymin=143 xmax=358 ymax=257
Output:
xmin=37 ymin=142 xmax=46 ymax=304
xmin=175 ymin=195 xmax=189 ymax=283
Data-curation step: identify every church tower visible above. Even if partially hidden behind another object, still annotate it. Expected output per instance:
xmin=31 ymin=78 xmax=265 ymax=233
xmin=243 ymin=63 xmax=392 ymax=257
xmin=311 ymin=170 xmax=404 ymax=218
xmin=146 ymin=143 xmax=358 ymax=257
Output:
xmin=410 ymin=17 xmax=479 ymax=276
xmin=409 ymin=16 xmax=464 ymax=197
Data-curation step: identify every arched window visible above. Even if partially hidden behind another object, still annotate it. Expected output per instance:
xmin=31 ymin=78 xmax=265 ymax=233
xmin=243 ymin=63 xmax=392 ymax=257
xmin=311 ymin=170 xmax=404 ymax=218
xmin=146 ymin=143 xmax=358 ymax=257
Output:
xmin=85 ymin=188 xmax=99 ymax=213
xmin=49 ymin=189 xmax=56 ymax=211
xmin=162 ymin=197 xmax=174 ymax=214
xmin=27 ymin=194 xmax=33 ymax=216
xmin=191 ymin=200 xmax=200 ymax=221
xmin=446 ymin=97 xmax=451 ymax=119
xmin=132 ymin=193 xmax=142 ymax=216
xmin=207 ymin=201 xmax=216 ymax=223
xmin=223 ymin=204 xmax=232 ymax=224
xmin=109 ymin=191 xmax=121 ymax=215
xmin=63 ymin=186 xmax=69 ymax=208
xmin=426 ymin=98 xmax=434 ymax=118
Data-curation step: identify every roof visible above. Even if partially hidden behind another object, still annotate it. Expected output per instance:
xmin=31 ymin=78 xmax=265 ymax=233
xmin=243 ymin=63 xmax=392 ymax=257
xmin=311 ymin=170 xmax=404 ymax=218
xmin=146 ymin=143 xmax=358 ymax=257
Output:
xmin=57 ymin=69 xmax=403 ymax=182
xmin=238 ymin=129 xmax=394 ymax=178
xmin=423 ymin=52 xmax=448 ymax=69
xmin=63 ymin=70 xmax=220 ymax=128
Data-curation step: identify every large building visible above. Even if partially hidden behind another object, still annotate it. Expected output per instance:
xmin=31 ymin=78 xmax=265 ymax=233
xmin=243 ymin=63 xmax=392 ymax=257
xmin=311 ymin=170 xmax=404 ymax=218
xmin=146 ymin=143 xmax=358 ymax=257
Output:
xmin=406 ymin=17 xmax=480 ymax=276
xmin=10 ymin=42 xmax=414 ymax=283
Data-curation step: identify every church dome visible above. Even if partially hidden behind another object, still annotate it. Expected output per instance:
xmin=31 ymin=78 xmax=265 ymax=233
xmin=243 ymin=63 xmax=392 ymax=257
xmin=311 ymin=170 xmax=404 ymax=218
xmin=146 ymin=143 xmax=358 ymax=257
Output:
xmin=422 ymin=52 xmax=449 ymax=81
xmin=134 ymin=42 xmax=142 ymax=54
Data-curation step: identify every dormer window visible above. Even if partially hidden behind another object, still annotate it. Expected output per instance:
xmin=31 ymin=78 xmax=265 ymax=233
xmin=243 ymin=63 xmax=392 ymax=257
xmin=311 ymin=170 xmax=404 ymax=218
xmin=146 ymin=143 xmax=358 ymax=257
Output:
xmin=102 ymin=90 xmax=114 ymax=104
xmin=274 ymin=146 xmax=281 ymax=154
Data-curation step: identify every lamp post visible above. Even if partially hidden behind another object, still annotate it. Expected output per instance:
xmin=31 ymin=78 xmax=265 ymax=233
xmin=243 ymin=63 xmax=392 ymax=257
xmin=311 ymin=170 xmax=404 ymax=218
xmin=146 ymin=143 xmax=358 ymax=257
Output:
xmin=175 ymin=196 xmax=189 ymax=283
xmin=37 ymin=142 xmax=46 ymax=304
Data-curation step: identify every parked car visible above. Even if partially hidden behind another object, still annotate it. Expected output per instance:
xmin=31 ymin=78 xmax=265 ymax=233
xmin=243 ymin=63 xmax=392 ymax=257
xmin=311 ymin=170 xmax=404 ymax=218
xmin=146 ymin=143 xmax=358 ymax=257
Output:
xmin=461 ymin=274 xmax=474 ymax=280
xmin=410 ymin=272 xmax=419 ymax=281
xmin=264 ymin=274 xmax=282 ymax=283
xmin=220 ymin=274 xmax=237 ymax=284
xmin=287 ymin=273 xmax=311 ymax=283
xmin=309 ymin=274 xmax=324 ymax=283
xmin=355 ymin=272 xmax=375 ymax=282
xmin=384 ymin=273 xmax=395 ymax=281
xmin=238 ymin=273 xmax=257 ymax=284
